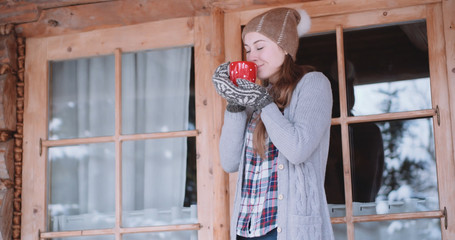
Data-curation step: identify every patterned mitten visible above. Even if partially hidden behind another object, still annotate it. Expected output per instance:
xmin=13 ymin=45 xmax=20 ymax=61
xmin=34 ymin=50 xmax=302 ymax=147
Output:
xmin=212 ymin=62 xmax=246 ymax=112
xmin=234 ymin=79 xmax=273 ymax=110
xmin=226 ymin=101 xmax=246 ymax=113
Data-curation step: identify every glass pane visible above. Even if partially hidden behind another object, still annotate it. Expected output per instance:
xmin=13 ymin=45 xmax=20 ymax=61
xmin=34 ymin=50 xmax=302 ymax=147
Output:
xmin=50 ymin=236 xmax=114 ymax=240
xmin=47 ymin=143 xmax=115 ymax=231
xmin=122 ymin=47 xmax=195 ymax=134
xmin=332 ymin=223 xmax=347 ymax=240
xmin=355 ymin=218 xmax=441 ymax=240
xmin=344 ymin=21 xmax=431 ymax=116
xmin=326 ymin=126 xmax=346 ymax=213
xmin=297 ymin=31 xmax=339 ymax=117
xmin=349 ymin=118 xmax=438 ymax=215
xmin=122 ymin=137 xmax=197 ymax=227
xmin=49 ymin=55 xmax=115 ymax=139
xmin=123 ymin=230 xmax=198 ymax=240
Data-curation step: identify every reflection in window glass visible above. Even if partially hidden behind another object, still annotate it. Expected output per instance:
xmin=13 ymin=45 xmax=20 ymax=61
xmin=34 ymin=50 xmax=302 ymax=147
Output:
xmin=325 ymin=125 xmax=346 ymax=211
xmin=297 ymin=31 xmax=339 ymax=117
xmin=350 ymin=118 xmax=438 ymax=215
xmin=354 ymin=219 xmax=441 ymax=240
xmin=47 ymin=143 xmax=115 ymax=231
xmin=123 ymin=230 xmax=198 ymax=240
xmin=344 ymin=20 xmax=431 ymax=116
xmin=122 ymin=138 xmax=197 ymax=228
xmin=331 ymin=223 xmax=347 ymax=240
xmin=121 ymin=47 xmax=195 ymax=134
xmin=353 ymin=78 xmax=431 ymax=115
xmin=49 ymin=55 xmax=115 ymax=139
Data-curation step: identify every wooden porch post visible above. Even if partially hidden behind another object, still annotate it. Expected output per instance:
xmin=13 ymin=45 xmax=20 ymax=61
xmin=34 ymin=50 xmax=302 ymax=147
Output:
xmin=194 ymin=7 xmax=230 ymax=240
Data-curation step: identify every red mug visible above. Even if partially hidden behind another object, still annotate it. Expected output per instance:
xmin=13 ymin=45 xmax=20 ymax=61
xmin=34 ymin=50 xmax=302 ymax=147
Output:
xmin=229 ymin=61 xmax=257 ymax=86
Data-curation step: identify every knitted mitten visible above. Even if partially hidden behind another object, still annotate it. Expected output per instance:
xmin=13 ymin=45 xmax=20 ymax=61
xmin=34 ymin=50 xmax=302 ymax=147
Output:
xmin=212 ymin=62 xmax=246 ymax=112
xmin=212 ymin=62 xmax=273 ymax=110
xmin=235 ymin=79 xmax=273 ymax=110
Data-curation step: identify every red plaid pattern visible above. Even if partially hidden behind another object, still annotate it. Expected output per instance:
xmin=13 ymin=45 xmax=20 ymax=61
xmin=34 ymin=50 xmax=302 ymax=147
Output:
xmin=236 ymin=111 xmax=278 ymax=237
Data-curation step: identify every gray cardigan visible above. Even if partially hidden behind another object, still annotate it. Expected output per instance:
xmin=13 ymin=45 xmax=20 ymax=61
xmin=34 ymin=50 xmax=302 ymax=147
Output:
xmin=219 ymin=72 xmax=335 ymax=240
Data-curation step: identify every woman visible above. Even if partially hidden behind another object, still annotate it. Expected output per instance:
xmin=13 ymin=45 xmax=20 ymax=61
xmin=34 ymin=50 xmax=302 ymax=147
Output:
xmin=212 ymin=8 xmax=334 ymax=240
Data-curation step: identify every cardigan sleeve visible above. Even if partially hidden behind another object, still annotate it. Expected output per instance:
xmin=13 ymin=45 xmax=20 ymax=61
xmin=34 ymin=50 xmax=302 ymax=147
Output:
xmin=219 ymin=110 xmax=249 ymax=172
xmin=260 ymin=72 xmax=333 ymax=165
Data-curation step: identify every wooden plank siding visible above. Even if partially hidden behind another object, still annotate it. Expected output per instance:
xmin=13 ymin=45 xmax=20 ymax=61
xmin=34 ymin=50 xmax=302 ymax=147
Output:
xmin=13 ymin=0 xmax=211 ymax=38
xmin=0 ymin=0 xmax=116 ymax=25
xmin=3 ymin=0 xmax=440 ymax=38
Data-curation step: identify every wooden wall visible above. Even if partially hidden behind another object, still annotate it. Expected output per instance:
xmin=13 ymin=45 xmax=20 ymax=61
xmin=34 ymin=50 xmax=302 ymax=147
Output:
xmin=0 ymin=23 xmax=19 ymax=240
xmin=0 ymin=0 xmax=454 ymax=239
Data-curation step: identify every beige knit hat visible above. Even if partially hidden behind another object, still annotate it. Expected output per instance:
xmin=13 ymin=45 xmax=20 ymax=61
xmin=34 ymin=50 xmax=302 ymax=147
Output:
xmin=242 ymin=8 xmax=311 ymax=60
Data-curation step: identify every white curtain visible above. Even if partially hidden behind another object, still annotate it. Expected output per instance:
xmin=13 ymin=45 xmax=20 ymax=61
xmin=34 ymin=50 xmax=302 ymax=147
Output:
xmin=48 ymin=47 xmax=192 ymax=231
xmin=121 ymin=48 xmax=191 ymax=211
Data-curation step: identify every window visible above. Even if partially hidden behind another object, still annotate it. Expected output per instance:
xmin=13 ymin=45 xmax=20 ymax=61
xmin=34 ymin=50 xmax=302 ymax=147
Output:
xmin=299 ymin=21 xmax=440 ymax=239
xmin=225 ymin=3 xmax=454 ymax=240
xmin=22 ymin=16 xmax=224 ymax=240
xmin=46 ymin=47 xmax=197 ymax=236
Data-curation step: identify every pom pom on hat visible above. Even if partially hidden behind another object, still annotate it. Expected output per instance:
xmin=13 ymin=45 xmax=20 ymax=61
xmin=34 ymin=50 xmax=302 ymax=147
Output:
xmin=242 ymin=7 xmax=312 ymax=60
xmin=296 ymin=9 xmax=311 ymax=37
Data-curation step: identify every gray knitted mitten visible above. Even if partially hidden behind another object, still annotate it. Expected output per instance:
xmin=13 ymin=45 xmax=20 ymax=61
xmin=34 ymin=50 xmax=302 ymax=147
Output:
xmin=212 ymin=62 xmax=246 ymax=112
xmin=234 ymin=79 xmax=273 ymax=110
xmin=226 ymin=101 xmax=246 ymax=113
xmin=212 ymin=62 xmax=273 ymax=110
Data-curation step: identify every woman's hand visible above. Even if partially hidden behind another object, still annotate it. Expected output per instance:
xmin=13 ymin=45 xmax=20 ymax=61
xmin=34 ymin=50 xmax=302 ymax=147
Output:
xmin=235 ymin=79 xmax=273 ymax=110
xmin=212 ymin=62 xmax=235 ymax=99
xmin=212 ymin=62 xmax=273 ymax=110
xmin=212 ymin=62 xmax=246 ymax=112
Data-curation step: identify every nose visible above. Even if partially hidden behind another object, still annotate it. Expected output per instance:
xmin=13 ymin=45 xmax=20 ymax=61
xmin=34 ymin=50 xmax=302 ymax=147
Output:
xmin=246 ymin=50 xmax=258 ymax=62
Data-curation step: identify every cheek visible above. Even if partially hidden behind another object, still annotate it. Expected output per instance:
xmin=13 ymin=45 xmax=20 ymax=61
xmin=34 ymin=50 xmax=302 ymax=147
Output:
xmin=267 ymin=48 xmax=285 ymax=66
xmin=256 ymin=67 xmax=270 ymax=80
xmin=270 ymin=53 xmax=285 ymax=70
xmin=275 ymin=51 xmax=286 ymax=65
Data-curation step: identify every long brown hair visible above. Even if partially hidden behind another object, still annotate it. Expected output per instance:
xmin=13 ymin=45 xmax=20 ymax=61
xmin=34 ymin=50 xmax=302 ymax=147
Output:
xmin=253 ymin=55 xmax=315 ymax=157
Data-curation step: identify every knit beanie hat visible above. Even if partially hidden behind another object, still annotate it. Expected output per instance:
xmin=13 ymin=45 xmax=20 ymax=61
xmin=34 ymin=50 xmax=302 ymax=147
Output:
xmin=242 ymin=8 xmax=311 ymax=60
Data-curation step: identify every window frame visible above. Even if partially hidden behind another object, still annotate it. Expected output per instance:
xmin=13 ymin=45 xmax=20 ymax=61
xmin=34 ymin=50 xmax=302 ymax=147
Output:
xmin=224 ymin=2 xmax=454 ymax=240
xmin=22 ymin=16 xmax=227 ymax=240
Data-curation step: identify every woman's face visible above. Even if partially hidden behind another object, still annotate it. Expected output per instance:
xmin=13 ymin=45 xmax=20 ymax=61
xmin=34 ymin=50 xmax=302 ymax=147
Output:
xmin=244 ymin=32 xmax=286 ymax=82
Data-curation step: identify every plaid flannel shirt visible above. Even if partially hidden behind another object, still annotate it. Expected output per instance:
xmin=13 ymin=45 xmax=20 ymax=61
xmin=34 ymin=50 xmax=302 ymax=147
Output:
xmin=236 ymin=111 xmax=278 ymax=237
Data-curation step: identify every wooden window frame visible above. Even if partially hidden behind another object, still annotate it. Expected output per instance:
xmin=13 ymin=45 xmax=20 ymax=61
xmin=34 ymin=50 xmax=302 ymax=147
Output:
xmin=224 ymin=1 xmax=454 ymax=240
xmin=22 ymin=15 xmax=229 ymax=240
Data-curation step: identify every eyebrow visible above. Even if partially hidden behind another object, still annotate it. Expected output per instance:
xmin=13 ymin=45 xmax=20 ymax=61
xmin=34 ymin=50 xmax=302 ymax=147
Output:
xmin=244 ymin=39 xmax=266 ymax=48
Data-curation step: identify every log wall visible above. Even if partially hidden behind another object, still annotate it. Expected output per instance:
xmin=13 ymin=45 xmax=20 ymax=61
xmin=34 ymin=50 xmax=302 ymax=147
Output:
xmin=0 ymin=23 xmax=18 ymax=240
